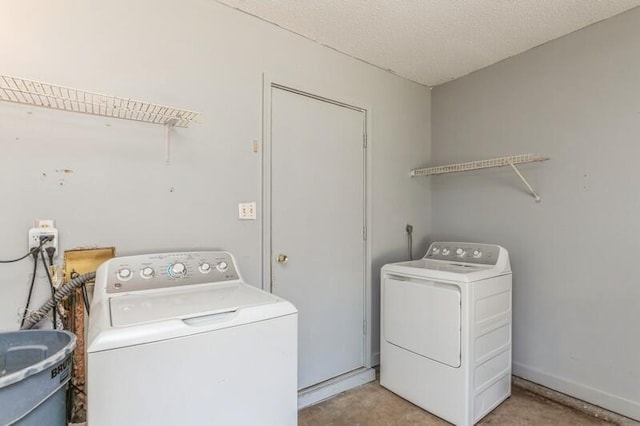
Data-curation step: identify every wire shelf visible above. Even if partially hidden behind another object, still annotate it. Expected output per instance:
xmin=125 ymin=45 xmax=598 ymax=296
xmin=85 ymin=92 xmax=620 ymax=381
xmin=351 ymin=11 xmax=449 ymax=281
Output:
xmin=410 ymin=154 xmax=549 ymax=177
xmin=0 ymin=74 xmax=199 ymax=127
xmin=410 ymin=153 xmax=550 ymax=202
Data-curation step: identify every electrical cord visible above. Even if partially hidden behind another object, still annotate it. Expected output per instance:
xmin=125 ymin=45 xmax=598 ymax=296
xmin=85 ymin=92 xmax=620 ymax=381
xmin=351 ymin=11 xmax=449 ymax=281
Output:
xmin=40 ymin=250 xmax=57 ymax=329
xmin=70 ymin=270 xmax=91 ymax=314
xmin=44 ymin=246 xmax=69 ymax=323
xmin=45 ymin=247 xmax=56 ymax=266
xmin=0 ymin=235 xmax=53 ymax=264
xmin=69 ymin=381 xmax=86 ymax=396
xmin=0 ymin=251 xmax=35 ymax=264
xmin=19 ymin=252 xmax=39 ymax=328
xmin=82 ymin=282 xmax=91 ymax=315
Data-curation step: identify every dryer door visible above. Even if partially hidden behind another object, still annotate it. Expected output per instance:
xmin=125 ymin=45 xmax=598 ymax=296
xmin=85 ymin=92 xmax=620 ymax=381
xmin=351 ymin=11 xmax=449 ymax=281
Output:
xmin=383 ymin=277 xmax=461 ymax=367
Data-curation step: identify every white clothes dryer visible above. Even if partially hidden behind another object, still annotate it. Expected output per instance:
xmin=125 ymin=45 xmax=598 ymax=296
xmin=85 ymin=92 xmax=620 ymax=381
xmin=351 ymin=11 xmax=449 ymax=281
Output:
xmin=87 ymin=251 xmax=297 ymax=426
xmin=381 ymin=242 xmax=512 ymax=426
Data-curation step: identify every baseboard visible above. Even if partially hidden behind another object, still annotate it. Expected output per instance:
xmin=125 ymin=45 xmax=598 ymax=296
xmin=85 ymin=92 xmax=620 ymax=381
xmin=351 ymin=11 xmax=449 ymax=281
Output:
xmin=513 ymin=362 xmax=640 ymax=422
xmin=298 ymin=367 xmax=376 ymax=409
xmin=371 ymin=351 xmax=380 ymax=367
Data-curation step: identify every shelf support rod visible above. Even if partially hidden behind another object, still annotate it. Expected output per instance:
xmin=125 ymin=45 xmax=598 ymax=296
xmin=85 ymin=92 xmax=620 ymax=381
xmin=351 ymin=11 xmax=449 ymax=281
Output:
xmin=165 ymin=124 xmax=171 ymax=164
xmin=508 ymin=162 xmax=541 ymax=202
xmin=164 ymin=118 xmax=178 ymax=164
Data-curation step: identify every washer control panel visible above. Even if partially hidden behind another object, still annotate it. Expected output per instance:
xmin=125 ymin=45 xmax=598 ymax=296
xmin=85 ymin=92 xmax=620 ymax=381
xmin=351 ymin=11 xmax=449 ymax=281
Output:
xmin=106 ymin=251 xmax=239 ymax=294
xmin=425 ymin=242 xmax=500 ymax=265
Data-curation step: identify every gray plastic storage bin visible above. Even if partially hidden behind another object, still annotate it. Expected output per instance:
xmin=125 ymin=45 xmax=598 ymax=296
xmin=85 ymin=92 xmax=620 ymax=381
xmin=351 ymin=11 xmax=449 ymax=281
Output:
xmin=0 ymin=330 xmax=76 ymax=426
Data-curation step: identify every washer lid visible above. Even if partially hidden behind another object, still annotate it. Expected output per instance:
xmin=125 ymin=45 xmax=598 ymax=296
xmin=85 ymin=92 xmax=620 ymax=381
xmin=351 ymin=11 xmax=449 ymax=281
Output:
xmin=110 ymin=282 xmax=279 ymax=327
xmin=382 ymin=259 xmax=507 ymax=282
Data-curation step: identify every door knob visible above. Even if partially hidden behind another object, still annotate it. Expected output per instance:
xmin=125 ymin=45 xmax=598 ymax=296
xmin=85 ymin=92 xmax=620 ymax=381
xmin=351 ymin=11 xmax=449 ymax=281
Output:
xmin=276 ymin=254 xmax=288 ymax=264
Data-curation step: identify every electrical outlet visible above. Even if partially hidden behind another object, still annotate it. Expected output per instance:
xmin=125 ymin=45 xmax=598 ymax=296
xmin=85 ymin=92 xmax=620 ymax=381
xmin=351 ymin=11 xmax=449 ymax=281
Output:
xmin=238 ymin=202 xmax=257 ymax=220
xmin=37 ymin=219 xmax=55 ymax=228
xmin=28 ymin=219 xmax=58 ymax=257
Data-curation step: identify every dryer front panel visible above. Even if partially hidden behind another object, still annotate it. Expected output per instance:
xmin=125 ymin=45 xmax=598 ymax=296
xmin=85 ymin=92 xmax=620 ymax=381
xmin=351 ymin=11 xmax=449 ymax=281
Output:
xmin=383 ymin=277 xmax=461 ymax=368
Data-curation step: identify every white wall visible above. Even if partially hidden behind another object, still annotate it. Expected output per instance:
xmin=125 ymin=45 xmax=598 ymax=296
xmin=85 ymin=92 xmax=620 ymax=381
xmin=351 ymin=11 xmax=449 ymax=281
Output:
xmin=0 ymin=0 xmax=431 ymax=364
xmin=431 ymin=7 xmax=640 ymax=420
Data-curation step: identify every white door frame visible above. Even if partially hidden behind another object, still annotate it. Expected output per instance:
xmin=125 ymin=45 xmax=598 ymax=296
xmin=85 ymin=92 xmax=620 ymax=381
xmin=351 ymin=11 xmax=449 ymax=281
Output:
xmin=261 ymin=73 xmax=374 ymax=368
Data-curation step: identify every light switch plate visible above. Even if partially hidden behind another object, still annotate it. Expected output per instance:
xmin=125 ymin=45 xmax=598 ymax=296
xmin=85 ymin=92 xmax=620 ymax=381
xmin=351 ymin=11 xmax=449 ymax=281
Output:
xmin=238 ymin=202 xmax=256 ymax=220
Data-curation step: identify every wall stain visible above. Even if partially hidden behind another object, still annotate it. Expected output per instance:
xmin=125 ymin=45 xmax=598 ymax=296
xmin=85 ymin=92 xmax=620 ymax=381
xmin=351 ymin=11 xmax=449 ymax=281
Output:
xmin=582 ymin=173 xmax=591 ymax=191
xmin=50 ymin=169 xmax=74 ymax=188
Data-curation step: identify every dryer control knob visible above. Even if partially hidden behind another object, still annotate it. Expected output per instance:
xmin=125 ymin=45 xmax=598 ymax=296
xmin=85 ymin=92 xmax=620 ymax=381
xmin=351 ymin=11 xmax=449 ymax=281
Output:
xmin=140 ymin=267 xmax=155 ymax=279
xmin=473 ymin=250 xmax=482 ymax=258
xmin=456 ymin=248 xmax=466 ymax=256
xmin=442 ymin=248 xmax=450 ymax=255
xmin=216 ymin=261 xmax=229 ymax=272
xmin=199 ymin=262 xmax=212 ymax=273
xmin=431 ymin=246 xmax=440 ymax=254
xmin=169 ymin=262 xmax=187 ymax=278
xmin=117 ymin=268 xmax=132 ymax=280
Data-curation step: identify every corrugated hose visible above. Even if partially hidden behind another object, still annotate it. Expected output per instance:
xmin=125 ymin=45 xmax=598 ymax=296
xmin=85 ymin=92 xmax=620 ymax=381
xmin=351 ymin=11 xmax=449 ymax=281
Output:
xmin=21 ymin=272 xmax=96 ymax=330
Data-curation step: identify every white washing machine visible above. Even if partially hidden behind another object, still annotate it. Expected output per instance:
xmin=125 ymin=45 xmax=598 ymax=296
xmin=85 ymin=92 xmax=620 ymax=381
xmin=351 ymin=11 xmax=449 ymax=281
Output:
xmin=381 ymin=242 xmax=512 ymax=426
xmin=87 ymin=251 xmax=298 ymax=426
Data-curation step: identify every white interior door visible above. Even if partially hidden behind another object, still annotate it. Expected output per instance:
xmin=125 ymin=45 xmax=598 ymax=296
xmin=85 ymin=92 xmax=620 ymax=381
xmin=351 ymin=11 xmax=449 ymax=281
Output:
xmin=270 ymin=86 xmax=366 ymax=390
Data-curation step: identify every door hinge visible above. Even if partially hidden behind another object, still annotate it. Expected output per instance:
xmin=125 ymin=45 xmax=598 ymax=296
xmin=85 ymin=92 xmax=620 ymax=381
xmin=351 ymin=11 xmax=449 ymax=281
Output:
xmin=363 ymin=132 xmax=367 ymax=148
xmin=363 ymin=226 xmax=367 ymax=240
xmin=363 ymin=320 xmax=367 ymax=335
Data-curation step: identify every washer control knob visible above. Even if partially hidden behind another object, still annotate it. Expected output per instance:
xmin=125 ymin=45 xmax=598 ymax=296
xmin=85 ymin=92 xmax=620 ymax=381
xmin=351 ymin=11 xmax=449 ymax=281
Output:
xmin=216 ymin=261 xmax=229 ymax=272
xmin=431 ymin=246 xmax=440 ymax=254
xmin=140 ymin=267 xmax=155 ymax=279
xmin=473 ymin=250 xmax=482 ymax=258
xmin=199 ymin=262 xmax=212 ymax=273
xmin=168 ymin=262 xmax=187 ymax=278
xmin=456 ymin=248 xmax=466 ymax=257
xmin=442 ymin=248 xmax=450 ymax=256
xmin=117 ymin=268 xmax=132 ymax=280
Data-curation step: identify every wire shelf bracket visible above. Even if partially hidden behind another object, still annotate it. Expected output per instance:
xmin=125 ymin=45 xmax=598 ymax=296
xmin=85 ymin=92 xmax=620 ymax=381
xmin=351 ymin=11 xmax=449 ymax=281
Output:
xmin=410 ymin=154 xmax=550 ymax=202
xmin=0 ymin=74 xmax=200 ymax=162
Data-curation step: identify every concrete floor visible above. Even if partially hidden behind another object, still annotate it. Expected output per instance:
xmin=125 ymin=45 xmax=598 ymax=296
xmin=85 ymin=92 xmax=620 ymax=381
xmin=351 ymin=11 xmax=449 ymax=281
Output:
xmin=299 ymin=381 xmax=613 ymax=426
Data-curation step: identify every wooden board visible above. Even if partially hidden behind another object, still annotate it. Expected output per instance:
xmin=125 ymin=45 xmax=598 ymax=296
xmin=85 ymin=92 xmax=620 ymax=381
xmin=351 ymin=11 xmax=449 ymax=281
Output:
xmin=63 ymin=247 xmax=115 ymax=423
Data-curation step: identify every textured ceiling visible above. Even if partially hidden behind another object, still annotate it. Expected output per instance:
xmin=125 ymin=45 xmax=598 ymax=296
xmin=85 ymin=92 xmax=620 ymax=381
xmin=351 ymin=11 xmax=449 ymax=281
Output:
xmin=216 ymin=0 xmax=640 ymax=86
